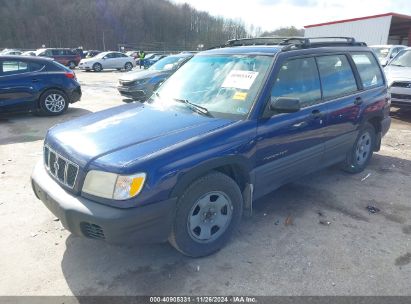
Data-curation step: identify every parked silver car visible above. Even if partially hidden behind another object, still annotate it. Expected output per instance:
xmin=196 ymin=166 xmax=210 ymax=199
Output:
xmin=384 ymin=48 xmax=411 ymax=108
xmin=371 ymin=45 xmax=406 ymax=66
xmin=78 ymin=51 xmax=135 ymax=72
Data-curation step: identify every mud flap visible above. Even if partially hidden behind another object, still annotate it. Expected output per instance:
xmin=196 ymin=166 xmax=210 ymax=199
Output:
xmin=242 ymin=183 xmax=253 ymax=217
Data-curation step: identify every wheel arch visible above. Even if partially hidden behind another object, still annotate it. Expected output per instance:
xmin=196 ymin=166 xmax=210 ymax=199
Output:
xmin=170 ymin=156 xmax=252 ymax=199
xmin=37 ymin=87 xmax=67 ymax=109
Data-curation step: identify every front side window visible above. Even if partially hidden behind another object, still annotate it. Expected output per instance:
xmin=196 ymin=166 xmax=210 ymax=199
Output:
xmin=0 ymin=61 xmax=28 ymax=75
xmin=351 ymin=52 xmax=384 ymax=88
xmin=270 ymin=57 xmax=321 ymax=108
xmin=151 ymin=54 xmax=273 ymax=118
xmin=317 ymin=55 xmax=358 ymax=99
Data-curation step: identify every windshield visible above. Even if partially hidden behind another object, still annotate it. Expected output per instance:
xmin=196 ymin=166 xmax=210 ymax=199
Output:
xmin=371 ymin=47 xmax=390 ymax=59
xmin=389 ymin=50 xmax=411 ymax=67
xmin=149 ymin=56 xmax=187 ymax=71
xmin=151 ymin=54 xmax=273 ymax=118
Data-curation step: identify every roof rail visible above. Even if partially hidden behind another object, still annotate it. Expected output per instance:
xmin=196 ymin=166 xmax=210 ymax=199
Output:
xmin=226 ymin=36 xmax=301 ymax=47
xmin=280 ymin=37 xmax=367 ymax=51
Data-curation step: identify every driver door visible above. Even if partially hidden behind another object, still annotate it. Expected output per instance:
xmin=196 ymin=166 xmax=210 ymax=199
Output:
xmin=254 ymin=56 xmax=329 ymax=198
xmin=102 ymin=53 xmax=115 ymax=69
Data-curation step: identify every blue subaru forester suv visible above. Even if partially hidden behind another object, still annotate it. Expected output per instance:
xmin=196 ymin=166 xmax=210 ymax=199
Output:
xmin=31 ymin=37 xmax=391 ymax=257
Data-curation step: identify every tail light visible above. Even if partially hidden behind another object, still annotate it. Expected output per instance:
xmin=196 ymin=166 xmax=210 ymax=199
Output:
xmin=65 ymin=72 xmax=76 ymax=79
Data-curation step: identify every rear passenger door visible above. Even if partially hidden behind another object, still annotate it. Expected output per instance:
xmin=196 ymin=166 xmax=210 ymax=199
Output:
xmin=316 ymin=53 xmax=364 ymax=165
xmin=254 ymin=56 xmax=329 ymax=198
xmin=0 ymin=60 xmax=42 ymax=113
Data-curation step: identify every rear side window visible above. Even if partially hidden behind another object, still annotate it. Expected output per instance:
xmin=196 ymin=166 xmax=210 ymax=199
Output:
xmin=350 ymin=52 xmax=384 ymax=88
xmin=316 ymin=55 xmax=358 ymax=99
xmin=29 ymin=62 xmax=45 ymax=72
xmin=271 ymin=57 xmax=321 ymax=108
xmin=0 ymin=60 xmax=28 ymax=75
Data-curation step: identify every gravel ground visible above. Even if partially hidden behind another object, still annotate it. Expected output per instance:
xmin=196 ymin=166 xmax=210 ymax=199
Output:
xmin=0 ymin=70 xmax=410 ymax=296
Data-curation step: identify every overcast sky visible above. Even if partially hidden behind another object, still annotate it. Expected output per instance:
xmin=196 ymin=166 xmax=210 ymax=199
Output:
xmin=171 ymin=0 xmax=411 ymax=31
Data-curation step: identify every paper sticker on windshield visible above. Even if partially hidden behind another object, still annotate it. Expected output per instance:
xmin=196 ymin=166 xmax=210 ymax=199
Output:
xmin=222 ymin=70 xmax=259 ymax=90
xmin=233 ymin=92 xmax=248 ymax=100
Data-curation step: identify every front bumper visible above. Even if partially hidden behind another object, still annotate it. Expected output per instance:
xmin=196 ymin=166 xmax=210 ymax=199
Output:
xmin=31 ymin=161 xmax=177 ymax=244
xmin=78 ymin=62 xmax=93 ymax=70
xmin=117 ymin=86 xmax=147 ymax=100
xmin=389 ymin=86 xmax=411 ymax=107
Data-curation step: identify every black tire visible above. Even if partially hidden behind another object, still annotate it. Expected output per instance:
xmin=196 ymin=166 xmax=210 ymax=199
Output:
xmin=68 ymin=61 xmax=76 ymax=69
xmin=93 ymin=62 xmax=102 ymax=72
xmin=38 ymin=89 xmax=69 ymax=116
xmin=124 ymin=62 xmax=133 ymax=71
xmin=169 ymin=171 xmax=243 ymax=257
xmin=341 ymin=122 xmax=376 ymax=173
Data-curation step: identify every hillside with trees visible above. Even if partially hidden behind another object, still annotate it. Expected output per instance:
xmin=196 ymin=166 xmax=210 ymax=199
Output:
xmin=0 ymin=0 xmax=249 ymax=51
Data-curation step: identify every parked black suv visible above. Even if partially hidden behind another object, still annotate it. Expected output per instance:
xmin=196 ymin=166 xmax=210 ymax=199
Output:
xmin=32 ymin=37 xmax=390 ymax=257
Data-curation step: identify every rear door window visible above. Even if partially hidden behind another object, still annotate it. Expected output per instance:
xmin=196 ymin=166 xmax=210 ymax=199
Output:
xmin=316 ymin=55 xmax=358 ymax=99
xmin=350 ymin=52 xmax=384 ymax=88
xmin=271 ymin=57 xmax=322 ymax=108
xmin=0 ymin=60 xmax=29 ymax=76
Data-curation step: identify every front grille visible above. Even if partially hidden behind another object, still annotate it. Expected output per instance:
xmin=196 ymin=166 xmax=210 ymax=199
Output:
xmin=44 ymin=145 xmax=79 ymax=188
xmin=391 ymin=93 xmax=411 ymax=100
xmin=391 ymin=81 xmax=411 ymax=88
xmin=81 ymin=223 xmax=105 ymax=240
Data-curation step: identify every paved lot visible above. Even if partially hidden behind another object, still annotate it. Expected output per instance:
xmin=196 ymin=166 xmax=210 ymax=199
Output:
xmin=0 ymin=70 xmax=410 ymax=296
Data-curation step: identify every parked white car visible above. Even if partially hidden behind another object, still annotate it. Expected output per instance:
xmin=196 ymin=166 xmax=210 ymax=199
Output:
xmin=370 ymin=45 xmax=406 ymax=66
xmin=384 ymin=48 xmax=411 ymax=108
xmin=0 ymin=49 xmax=22 ymax=55
xmin=78 ymin=51 xmax=135 ymax=72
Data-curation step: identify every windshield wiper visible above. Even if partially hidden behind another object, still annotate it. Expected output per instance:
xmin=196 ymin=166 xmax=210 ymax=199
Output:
xmin=390 ymin=63 xmax=405 ymax=67
xmin=173 ymin=98 xmax=213 ymax=117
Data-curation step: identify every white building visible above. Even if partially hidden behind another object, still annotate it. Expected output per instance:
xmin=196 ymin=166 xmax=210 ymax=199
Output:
xmin=304 ymin=13 xmax=411 ymax=46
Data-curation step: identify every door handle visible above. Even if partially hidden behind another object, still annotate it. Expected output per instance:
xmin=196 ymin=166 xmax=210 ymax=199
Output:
xmin=311 ymin=109 xmax=322 ymax=119
xmin=32 ymin=79 xmax=40 ymax=83
xmin=354 ymin=97 xmax=363 ymax=105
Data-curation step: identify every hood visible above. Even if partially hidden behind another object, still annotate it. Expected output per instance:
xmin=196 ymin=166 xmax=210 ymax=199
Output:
xmin=119 ymin=69 xmax=169 ymax=82
xmin=46 ymin=103 xmax=234 ymax=169
xmin=80 ymin=57 xmax=97 ymax=63
xmin=384 ymin=65 xmax=411 ymax=85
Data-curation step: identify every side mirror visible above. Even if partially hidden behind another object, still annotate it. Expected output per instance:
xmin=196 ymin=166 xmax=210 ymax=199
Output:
xmin=270 ymin=97 xmax=301 ymax=113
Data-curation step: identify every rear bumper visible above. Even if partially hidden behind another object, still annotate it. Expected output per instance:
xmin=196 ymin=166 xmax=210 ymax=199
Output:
xmin=381 ymin=116 xmax=391 ymax=137
xmin=31 ymin=161 xmax=176 ymax=244
xmin=68 ymin=85 xmax=82 ymax=103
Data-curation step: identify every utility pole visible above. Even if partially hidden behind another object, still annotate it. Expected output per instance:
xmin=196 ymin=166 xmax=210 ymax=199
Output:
xmin=102 ymin=31 xmax=106 ymax=51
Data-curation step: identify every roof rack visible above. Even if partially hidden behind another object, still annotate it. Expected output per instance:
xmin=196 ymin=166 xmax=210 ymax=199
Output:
xmin=279 ymin=37 xmax=367 ymax=51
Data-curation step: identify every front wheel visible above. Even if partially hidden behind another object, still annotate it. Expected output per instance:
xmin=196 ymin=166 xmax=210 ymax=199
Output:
xmin=38 ymin=90 xmax=69 ymax=116
xmin=124 ymin=62 xmax=133 ymax=71
xmin=341 ymin=122 xmax=376 ymax=173
xmin=169 ymin=172 xmax=243 ymax=257
xmin=93 ymin=63 xmax=102 ymax=72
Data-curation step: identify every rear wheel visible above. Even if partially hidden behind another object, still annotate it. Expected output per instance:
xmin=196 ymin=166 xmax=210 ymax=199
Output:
xmin=93 ymin=63 xmax=102 ymax=72
xmin=169 ymin=171 xmax=243 ymax=257
xmin=341 ymin=122 xmax=376 ymax=173
xmin=38 ymin=90 xmax=69 ymax=116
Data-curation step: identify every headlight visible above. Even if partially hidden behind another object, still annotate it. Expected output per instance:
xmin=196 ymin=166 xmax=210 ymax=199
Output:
xmin=82 ymin=170 xmax=146 ymax=200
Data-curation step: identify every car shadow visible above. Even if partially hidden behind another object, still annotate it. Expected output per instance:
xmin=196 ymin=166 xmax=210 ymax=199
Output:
xmin=60 ymin=153 xmax=411 ymax=296
xmin=0 ymin=107 xmax=93 ymax=145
